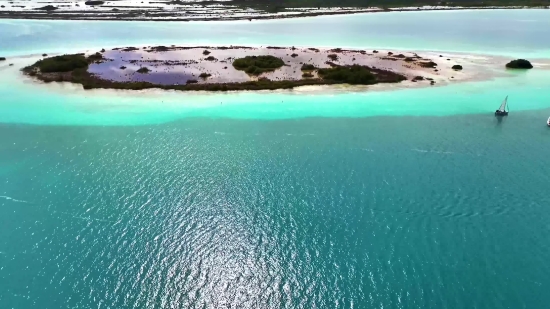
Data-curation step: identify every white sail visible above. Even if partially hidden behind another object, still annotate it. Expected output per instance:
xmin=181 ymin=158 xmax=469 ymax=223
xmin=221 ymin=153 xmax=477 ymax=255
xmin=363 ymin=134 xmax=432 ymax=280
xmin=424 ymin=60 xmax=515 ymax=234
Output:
xmin=498 ymin=96 xmax=508 ymax=112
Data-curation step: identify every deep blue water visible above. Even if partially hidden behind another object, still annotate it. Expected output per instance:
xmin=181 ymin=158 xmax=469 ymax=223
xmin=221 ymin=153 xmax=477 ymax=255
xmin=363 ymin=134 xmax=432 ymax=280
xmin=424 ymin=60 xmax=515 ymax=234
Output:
xmin=1 ymin=113 xmax=550 ymax=308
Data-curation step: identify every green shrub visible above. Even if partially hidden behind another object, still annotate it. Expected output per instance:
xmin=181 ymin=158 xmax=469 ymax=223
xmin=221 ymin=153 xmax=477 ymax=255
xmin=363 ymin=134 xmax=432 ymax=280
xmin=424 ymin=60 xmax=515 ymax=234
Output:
xmin=34 ymin=54 xmax=88 ymax=73
xmin=327 ymin=54 xmax=338 ymax=61
xmin=199 ymin=72 xmax=212 ymax=79
xmin=302 ymin=72 xmax=314 ymax=78
xmin=419 ymin=61 xmax=437 ymax=68
xmin=35 ymin=5 xmax=58 ymax=10
xmin=317 ymin=65 xmax=376 ymax=85
xmin=87 ymin=52 xmax=104 ymax=62
xmin=233 ymin=55 xmax=284 ymax=75
xmin=301 ymin=64 xmax=317 ymax=71
xmin=136 ymin=67 xmax=150 ymax=73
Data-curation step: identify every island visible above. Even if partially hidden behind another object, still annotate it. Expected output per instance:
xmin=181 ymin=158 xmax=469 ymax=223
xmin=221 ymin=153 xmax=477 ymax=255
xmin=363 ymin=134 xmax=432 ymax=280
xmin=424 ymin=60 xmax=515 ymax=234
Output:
xmin=20 ymin=45 xmax=473 ymax=92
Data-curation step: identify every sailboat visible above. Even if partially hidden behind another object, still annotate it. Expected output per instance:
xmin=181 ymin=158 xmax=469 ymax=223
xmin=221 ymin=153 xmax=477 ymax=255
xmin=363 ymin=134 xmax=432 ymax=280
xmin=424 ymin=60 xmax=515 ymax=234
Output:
xmin=547 ymin=117 xmax=550 ymax=127
xmin=495 ymin=95 xmax=509 ymax=116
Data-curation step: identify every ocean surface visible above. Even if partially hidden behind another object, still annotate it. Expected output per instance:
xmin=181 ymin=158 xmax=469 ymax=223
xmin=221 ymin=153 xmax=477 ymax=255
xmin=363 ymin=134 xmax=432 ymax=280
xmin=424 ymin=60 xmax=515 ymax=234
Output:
xmin=1 ymin=9 xmax=550 ymax=309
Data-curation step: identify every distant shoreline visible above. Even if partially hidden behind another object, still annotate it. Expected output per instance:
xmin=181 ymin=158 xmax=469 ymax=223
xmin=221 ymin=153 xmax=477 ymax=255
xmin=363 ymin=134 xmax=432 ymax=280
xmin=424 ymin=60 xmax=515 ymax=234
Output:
xmin=0 ymin=6 xmax=547 ymax=22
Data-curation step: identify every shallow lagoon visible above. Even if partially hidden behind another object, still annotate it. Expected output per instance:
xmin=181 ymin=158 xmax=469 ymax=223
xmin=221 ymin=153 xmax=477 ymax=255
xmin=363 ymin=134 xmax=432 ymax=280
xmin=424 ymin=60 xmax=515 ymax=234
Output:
xmin=1 ymin=10 xmax=550 ymax=125
xmin=2 ymin=10 xmax=550 ymax=125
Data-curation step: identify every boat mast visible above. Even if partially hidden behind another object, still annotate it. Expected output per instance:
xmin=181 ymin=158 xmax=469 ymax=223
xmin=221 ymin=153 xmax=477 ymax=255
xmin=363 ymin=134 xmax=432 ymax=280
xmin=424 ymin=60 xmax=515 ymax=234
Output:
xmin=499 ymin=96 xmax=508 ymax=112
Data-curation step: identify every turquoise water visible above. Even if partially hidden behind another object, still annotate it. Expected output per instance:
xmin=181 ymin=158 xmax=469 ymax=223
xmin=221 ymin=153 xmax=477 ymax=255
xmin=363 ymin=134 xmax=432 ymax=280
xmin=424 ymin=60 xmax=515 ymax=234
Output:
xmin=2 ymin=68 xmax=550 ymax=125
xmin=2 ymin=10 xmax=550 ymax=309
xmin=1 ymin=116 xmax=550 ymax=308
xmin=2 ymin=10 xmax=550 ymax=57
xmin=2 ymin=10 xmax=550 ymax=125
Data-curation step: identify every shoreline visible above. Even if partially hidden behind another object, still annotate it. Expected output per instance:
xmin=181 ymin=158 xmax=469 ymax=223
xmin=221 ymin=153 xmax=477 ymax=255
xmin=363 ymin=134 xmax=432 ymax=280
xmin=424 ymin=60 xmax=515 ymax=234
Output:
xmin=0 ymin=6 xmax=547 ymax=22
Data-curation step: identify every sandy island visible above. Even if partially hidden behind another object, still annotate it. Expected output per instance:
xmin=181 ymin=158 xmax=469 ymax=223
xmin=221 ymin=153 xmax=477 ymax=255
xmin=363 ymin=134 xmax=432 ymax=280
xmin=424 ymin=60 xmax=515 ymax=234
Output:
xmin=18 ymin=44 xmax=510 ymax=92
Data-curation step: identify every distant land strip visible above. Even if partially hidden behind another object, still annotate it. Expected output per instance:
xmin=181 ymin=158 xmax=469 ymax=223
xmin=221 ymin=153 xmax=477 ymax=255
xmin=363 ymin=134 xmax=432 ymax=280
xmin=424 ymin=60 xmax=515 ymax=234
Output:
xmin=0 ymin=0 xmax=548 ymax=22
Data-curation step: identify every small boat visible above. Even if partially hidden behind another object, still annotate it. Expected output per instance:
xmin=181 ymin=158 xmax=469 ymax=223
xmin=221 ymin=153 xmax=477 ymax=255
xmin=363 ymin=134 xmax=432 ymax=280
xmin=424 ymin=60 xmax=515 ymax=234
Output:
xmin=547 ymin=117 xmax=550 ymax=127
xmin=495 ymin=96 xmax=509 ymax=116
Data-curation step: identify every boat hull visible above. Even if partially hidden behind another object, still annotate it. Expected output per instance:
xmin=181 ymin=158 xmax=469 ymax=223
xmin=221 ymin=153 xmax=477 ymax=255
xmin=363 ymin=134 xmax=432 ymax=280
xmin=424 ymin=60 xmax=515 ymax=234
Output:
xmin=495 ymin=110 xmax=509 ymax=116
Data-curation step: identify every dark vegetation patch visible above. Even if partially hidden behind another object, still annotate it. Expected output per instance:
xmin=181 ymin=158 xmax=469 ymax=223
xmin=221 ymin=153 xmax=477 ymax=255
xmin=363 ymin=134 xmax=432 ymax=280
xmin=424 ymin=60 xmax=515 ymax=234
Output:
xmin=120 ymin=66 xmax=127 ymax=69
xmin=24 ymin=54 xmax=88 ymax=73
xmin=136 ymin=67 xmax=150 ymax=73
xmin=318 ymin=65 xmax=376 ymax=84
xmin=419 ymin=61 xmax=437 ymax=68
xmin=199 ymin=72 xmax=212 ymax=79
xmin=232 ymin=55 xmax=284 ymax=75
xmin=203 ymin=50 xmax=211 ymax=55
xmin=412 ymin=76 xmax=424 ymax=81
xmin=0 ymin=57 xmax=5 ymax=61
xmin=35 ymin=5 xmax=58 ymax=10
xmin=122 ymin=47 xmax=139 ymax=52
xmin=85 ymin=1 xmax=104 ymax=5
xmin=205 ymin=56 xmax=217 ymax=61
xmin=301 ymin=63 xmax=317 ymax=71
xmin=291 ymin=53 xmax=299 ymax=58
xmin=452 ymin=64 xmax=463 ymax=70
xmin=87 ymin=52 xmax=104 ymax=62
xmin=318 ymin=64 xmax=406 ymax=85
xmin=302 ymin=72 xmax=314 ymax=78
xmin=327 ymin=54 xmax=338 ymax=61
xmin=506 ymin=59 xmax=533 ymax=69
xmin=149 ymin=45 xmax=170 ymax=52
